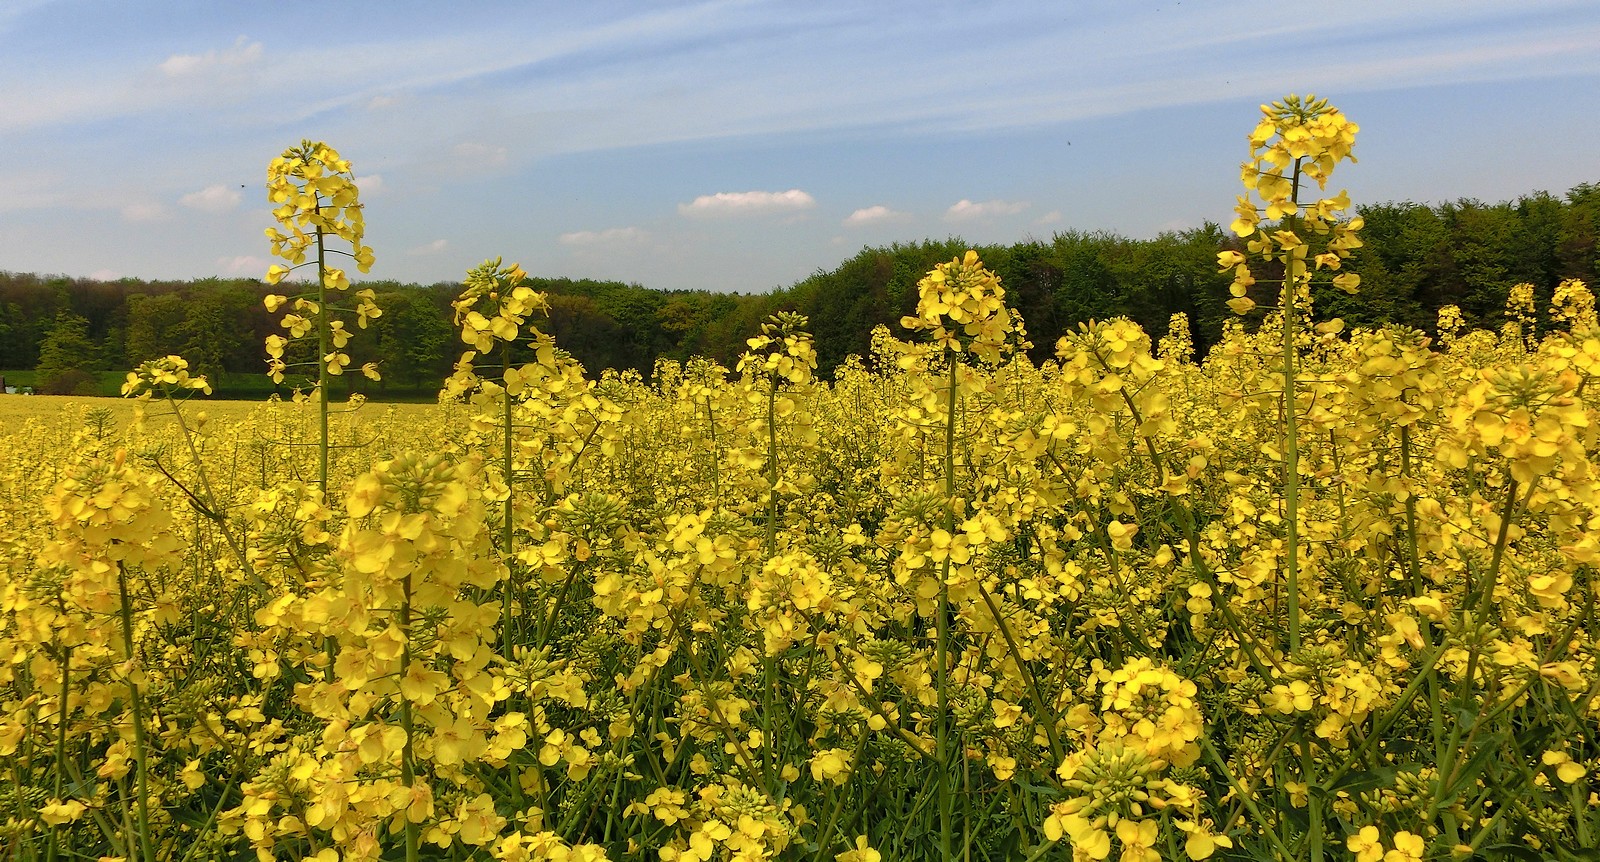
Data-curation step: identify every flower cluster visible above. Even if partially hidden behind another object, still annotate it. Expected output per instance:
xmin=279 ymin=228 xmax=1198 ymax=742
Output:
xmin=120 ymin=354 xmax=213 ymax=399
xmin=261 ymin=141 xmax=381 ymax=384
xmin=264 ymin=141 xmax=373 ymax=285
xmin=1222 ymin=94 xmax=1363 ymax=314
xmin=900 ymin=250 xmax=1016 ymax=362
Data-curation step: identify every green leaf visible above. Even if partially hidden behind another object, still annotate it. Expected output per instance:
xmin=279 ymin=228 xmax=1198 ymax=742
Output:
xmin=1322 ymin=766 xmax=1396 ymax=796
xmin=1481 ymin=845 xmax=1545 ymax=861
xmin=1447 ymin=732 xmax=1511 ymax=793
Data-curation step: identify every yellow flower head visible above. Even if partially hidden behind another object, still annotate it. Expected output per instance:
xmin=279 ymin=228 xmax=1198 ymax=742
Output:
xmin=901 ymin=250 xmax=1015 ymax=362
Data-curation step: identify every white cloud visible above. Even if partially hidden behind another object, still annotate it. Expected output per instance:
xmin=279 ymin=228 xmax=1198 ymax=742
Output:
xmin=355 ymin=174 xmax=384 ymax=194
xmin=679 ymin=189 xmax=815 ymax=218
xmin=217 ymin=255 xmax=266 ymax=275
xmin=179 ymin=184 xmax=241 ymax=214
xmin=120 ymin=202 xmax=168 ymax=222
xmin=408 ymin=239 xmax=450 ymax=256
xmin=367 ymin=94 xmax=400 ymax=110
xmin=88 ymin=268 xmax=119 ymax=281
xmin=559 ymin=226 xmax=647 ymax=246
xmin=944 ymin=199 xmax=1029 ymax=221
xmin=159 ymin=36 xmax=262 ymax=77
xmin=842 ymin=205 xmax=906 ymax=227
xmin=1034 ymin=210 xmax=1063 ymax=226
xmin=453 ymin=142 xmax=508 ymax=167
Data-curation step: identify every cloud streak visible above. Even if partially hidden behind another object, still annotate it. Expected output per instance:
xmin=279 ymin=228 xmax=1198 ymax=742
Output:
xmin=945 ymin=199 xmax=1028 ymax=221
xmin=679 ymin=189 xmax=816 ymax=218
xmin=453 ymin=143 xmax=508 ymax=168
xmin=843 ymin=205 xmax=906 ymax=227
xmin=407 ymin=239 xmax=450 ymax=256
xmin=159 ymin=36 xmax=262 ymax=77
xmin=179 ymin=184 xmax=241 ymax=214
xmin=121 ymin=202 xmax=168 ymax=222
xmin=5 ymin=4 xmax=1598 ymax=149
xmin=217 ymin=255 xmax=266 ymax=275
xmin=559 ymin=226 xmax=647 ymax=245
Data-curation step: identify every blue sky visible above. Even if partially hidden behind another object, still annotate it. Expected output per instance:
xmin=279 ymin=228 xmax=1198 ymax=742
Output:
xmin=3 ymin=1 xmax=1599 ymax=293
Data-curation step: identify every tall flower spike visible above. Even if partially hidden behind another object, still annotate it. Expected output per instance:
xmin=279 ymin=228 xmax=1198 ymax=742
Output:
xmin=260 ymin=140 xmax=380 ymax=493
xmin=1222 ymin=94 xmax=1361 ymax=315
xmin=264 ymin=141 xmax=373 ymax=284
xmin=260 ymin=141 xmax=382 ymax=385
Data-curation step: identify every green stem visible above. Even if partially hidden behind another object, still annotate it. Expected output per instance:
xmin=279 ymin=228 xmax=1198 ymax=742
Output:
xmin=115 ymin=562 xmax=156 ymax=862
xmin=314 ymin=224 xmax=340 ymax=685
xmin=501 ymin=343 xmax=515 ymax=657
xmin=399 ymin=572 xmax=420 ymax=862
xmin=765 ymin=373 xmax=779 ymax=557
xmin=164 ymin=391 xmax=249 ymax=573
xmin=1201 ymin=734 xmax=1294 ymax=862
xmin=937 ymin=349 xmax=959 ymax=862
xmin=1399 ymin=423 xmax=1422 ymax=591
xmin=1282 ymin=157 xmax=1304 ymax=656
xmin=536 ymin=561 xmax=581 ymax=650
xmin=975 ymin=584 xmax=1063 ymax=764
xmin=705 ymin=395 xmax=720 ymax=502
xmin=315 ymin=223 xmax=330 ymax=496
xmin=1480 ymin=476 xmax=1519 ymax=618
xmin=1302 ymin=735 xmax=1322 ymax=862
xmin=812 ymin=725 xmax=870 ymax=861
xmin=46 ymin=644 xmax=71 ymax=862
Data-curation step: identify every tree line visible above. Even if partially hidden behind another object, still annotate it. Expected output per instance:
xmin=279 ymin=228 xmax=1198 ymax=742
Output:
xmin=3 ymin=182 xmax=1596 ymax=395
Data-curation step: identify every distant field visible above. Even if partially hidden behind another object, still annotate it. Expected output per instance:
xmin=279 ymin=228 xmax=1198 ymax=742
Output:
xmin=0 ymin=393 xmax=441 ymax=429
xmin=0 ymin=369 xmax=443 ymax=401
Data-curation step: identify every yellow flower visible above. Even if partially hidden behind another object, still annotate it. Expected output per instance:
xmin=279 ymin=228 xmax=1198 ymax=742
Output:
xmin=39 ymin=798 xmax=88 ymax=826
xmin=991 ymin=698 xmax=1024 ymax=729
xmin=1543 ymin=750 xmax=1588 ymax=783
xmin=1347 ymin=825 xmax=1383 ymax=862
xmin=1105 ymin=520 xmax=1138 ymax=552
xmin=810 ymin=747 xmax=852 ymax=784
xmin=1116 ymin=819 xmax=1160 ymax=862
xmin=1384 ymin=831 xmax=1425 ymax=862
xmin=1175 ymin=821 xmax=1232 ymax=860
xmin=836 ymin=836 xmax=881 ymax=862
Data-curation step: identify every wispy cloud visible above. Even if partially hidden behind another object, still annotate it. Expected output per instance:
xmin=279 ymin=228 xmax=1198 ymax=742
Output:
xmin=0 ymin=0 xmax=60 ymax=34
xmin=0 ymin=170 xmax=66 ymax=212
xmin=217 ymin=255 xmax=266 ymax=275
xmin=407 ymin=239 xmax=450 ymax=256
xmin=679 ymin=189 xmax=815 ymax=218
xmin=945 ymin=199 xmax=1029 ymax=221
xmin=179 ymin=184 xmax=241 ymax=214
xmin=843 ymin=205 xmax=906 ymax=227
xmin=452 ymin=142 xmax=509 ymax=169
xmin=1034 ymin=210 xmax=1063 ymax=226
xmin=559 ymin=226 xmax=647 ymax=246
xmin=121 ymin=201 xmax=168 ymax=222
xmin=88 ymin=268 xmax=119 ymax=281
xmin=159 ymin=36 xmax=262 ymax=77
xmin=2 ymin=2 xmax=1597 ymax=291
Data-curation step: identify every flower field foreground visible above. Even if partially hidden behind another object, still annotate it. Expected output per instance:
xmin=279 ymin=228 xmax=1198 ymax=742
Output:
xmin=1 ymin=100 xmax=1598 ymax=862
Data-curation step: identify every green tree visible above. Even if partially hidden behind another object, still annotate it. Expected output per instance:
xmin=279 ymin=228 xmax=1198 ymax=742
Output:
xmin=371 ymin=289 xmax=454 ymax=389
xmin=35 ymin=311 xmax=101 ymax=394
xmin=125 ymin=293 xmax=189 ymax=366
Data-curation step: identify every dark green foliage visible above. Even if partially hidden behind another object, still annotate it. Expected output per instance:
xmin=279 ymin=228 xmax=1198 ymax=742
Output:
xmin=369 ymin=289 xmax=455 ymax=388
xmin=2 ymin=181 xmax=1596 ymax=393
xmin=34 ymin=312 xmax=103 ymax=394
